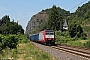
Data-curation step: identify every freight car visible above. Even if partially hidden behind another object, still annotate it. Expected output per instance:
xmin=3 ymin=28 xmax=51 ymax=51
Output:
xmin=29 ymin=30 xmax=55 ymax=45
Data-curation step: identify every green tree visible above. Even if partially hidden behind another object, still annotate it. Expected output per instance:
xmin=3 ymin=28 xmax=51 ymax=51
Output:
xmin=69 ymin=23 xmax=83 ymax=38
xmin=68 ymin=1 xmax=90 ymax=26
xmin=0 ymin=15 xmax=24 ymax=34
xmin=1 ymin=15 xmax=10 ymax=24
xmin=47 ymin=5 xmax=63 ymax=31
xmin=8 ymin=20 xmax=24 ymax=34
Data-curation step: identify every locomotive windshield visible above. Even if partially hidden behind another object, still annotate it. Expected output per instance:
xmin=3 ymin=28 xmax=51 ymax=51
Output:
xmin=46 ymin=32 xmax=54 ymax=35
xmin=46 ymin=30 xmax=54 ymax=35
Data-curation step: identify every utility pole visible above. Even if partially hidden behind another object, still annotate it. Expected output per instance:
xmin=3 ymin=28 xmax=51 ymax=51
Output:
xmin=60 ymin=19 xmax=62 ymax=35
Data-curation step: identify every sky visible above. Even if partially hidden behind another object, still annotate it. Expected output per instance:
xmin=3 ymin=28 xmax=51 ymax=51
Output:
xmin=0 ymin=0 xmax=89 ymax=31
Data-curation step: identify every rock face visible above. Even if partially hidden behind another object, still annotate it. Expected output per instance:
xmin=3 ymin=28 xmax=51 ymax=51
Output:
xmin=26 ymin=12 xmax=48 ymax=35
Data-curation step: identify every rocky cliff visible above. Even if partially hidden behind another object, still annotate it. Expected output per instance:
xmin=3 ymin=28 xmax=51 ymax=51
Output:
xmin=26 ymin=12 xmax=48 ymax=35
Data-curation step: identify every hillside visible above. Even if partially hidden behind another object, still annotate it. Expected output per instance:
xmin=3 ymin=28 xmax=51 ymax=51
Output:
xmin=68 ymin=1 xmax=90 ymax=26
xmin=26 ymin=7 xmax=70 ymax=36
xmin=26 ymin=1 xmax=90 ymax=36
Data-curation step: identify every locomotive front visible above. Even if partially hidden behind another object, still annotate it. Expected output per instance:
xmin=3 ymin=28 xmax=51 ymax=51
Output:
xmin=45 ymin=30 xmax=55 ymax=45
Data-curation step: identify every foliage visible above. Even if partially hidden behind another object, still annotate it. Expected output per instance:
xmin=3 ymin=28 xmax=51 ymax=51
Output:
xmin=55 ymin=31 xmax=71 ymax=43
xmin=68 ymin=1 xmax=90 ymax=26
xmin=47 ymin=5 xmax=63 ymax=31
xmin=84 ymin=40 xmax=90 ymax=48
xmin=0 ymin=15 xmax=10 ymax=25
xmin=41 ymin=6 xmax=70 ymax=16
xmin=68 ymin=23 xmax=84 ymax=38
xmin=0 ymin=34 xmax=18 ymax=50
xmin=55 ymin=30 xmax=88 ymax=48
xmin=5 ymin=35 xmax=18 ymax=49
xmin=0 ymin=34 xmax=28 ymax=51
xmin=61 ymin=31 xmax=70 ymax=38
xmin=16 ymin=33 xmax=28 ymax=43
xmin=83 ymin=26 xmax=90 ymax=33
xmin=0 ymin=15 xmax=24 ymax=35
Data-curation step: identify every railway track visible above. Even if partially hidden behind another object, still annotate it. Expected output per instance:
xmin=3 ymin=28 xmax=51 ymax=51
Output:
xmin=51 ymin=45 xmax=90 ymax=59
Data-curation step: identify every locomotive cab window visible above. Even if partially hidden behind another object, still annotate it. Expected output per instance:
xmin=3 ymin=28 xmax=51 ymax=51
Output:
xmin=46 ymin=32 xmax=54 ymax=35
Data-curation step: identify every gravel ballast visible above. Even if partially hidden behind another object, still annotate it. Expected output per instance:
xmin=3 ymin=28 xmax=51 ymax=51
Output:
xmin=31 ymin=42 xmax=89 ymax=60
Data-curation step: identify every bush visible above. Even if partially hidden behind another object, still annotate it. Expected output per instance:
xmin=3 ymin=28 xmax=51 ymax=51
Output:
xmin=80 ymin=33 xmax=87 ymax=40
xmin=0 ymin=34 xmax=5 ymax=50
xmin=16 ymin=33 xmax=28 ymax=43
xmin=84 ymin=40 xmax=90 ymax=48
xmin=56 ymin=31 xmax=71 ymax=43
xmin=55 ymin=30 xmax=61 ymax=36
xmin=0 ymin=34 xmax=18 ymax=50
xmin=69 ymin=23 xmax=83 ymax=38
xmin=4 ymin=35 xmax=18 ymax=49
xmin=61 ymin=31 xmax=70 ymax=38
xmin=0 ymin=34 xmax=28 ymax=51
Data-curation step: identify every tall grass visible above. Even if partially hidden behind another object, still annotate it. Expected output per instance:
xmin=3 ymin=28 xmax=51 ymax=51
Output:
xmin=0 ymin=41 xmax=56 ymax=60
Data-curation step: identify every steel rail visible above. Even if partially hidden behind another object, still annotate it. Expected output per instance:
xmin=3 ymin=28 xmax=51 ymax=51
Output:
xmin=51 ymin=46 xmax=90 ymax=59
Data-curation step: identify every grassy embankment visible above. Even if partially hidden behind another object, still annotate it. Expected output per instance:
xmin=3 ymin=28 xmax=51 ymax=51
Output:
xmin=0 ymin=35 xmax=56 ymax=60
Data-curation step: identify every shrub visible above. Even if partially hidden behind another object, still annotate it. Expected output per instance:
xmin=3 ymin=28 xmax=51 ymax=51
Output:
xmin=69 ymin=23 xmax=83 ymax=38
xmin=62 ymin=31 xmax=68 ymax=36
xmin=84 ymin=40 xmax=90 ymax=48
xmin=80 ymin=33 xmax=87 ymax=40
xmin=3 ymin=34 xmax=18 ymax=49
xmin=16 ymin=33 xmax=28 ymax=43
xmin=56 ymin=31 xmax=72 ymax=43
xmin=0 ymin=34 xmax=5 ymax=50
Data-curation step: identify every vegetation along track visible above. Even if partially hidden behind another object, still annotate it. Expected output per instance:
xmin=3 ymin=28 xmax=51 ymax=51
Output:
xmin=51 ymin=45 xmax=90 ymax=59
